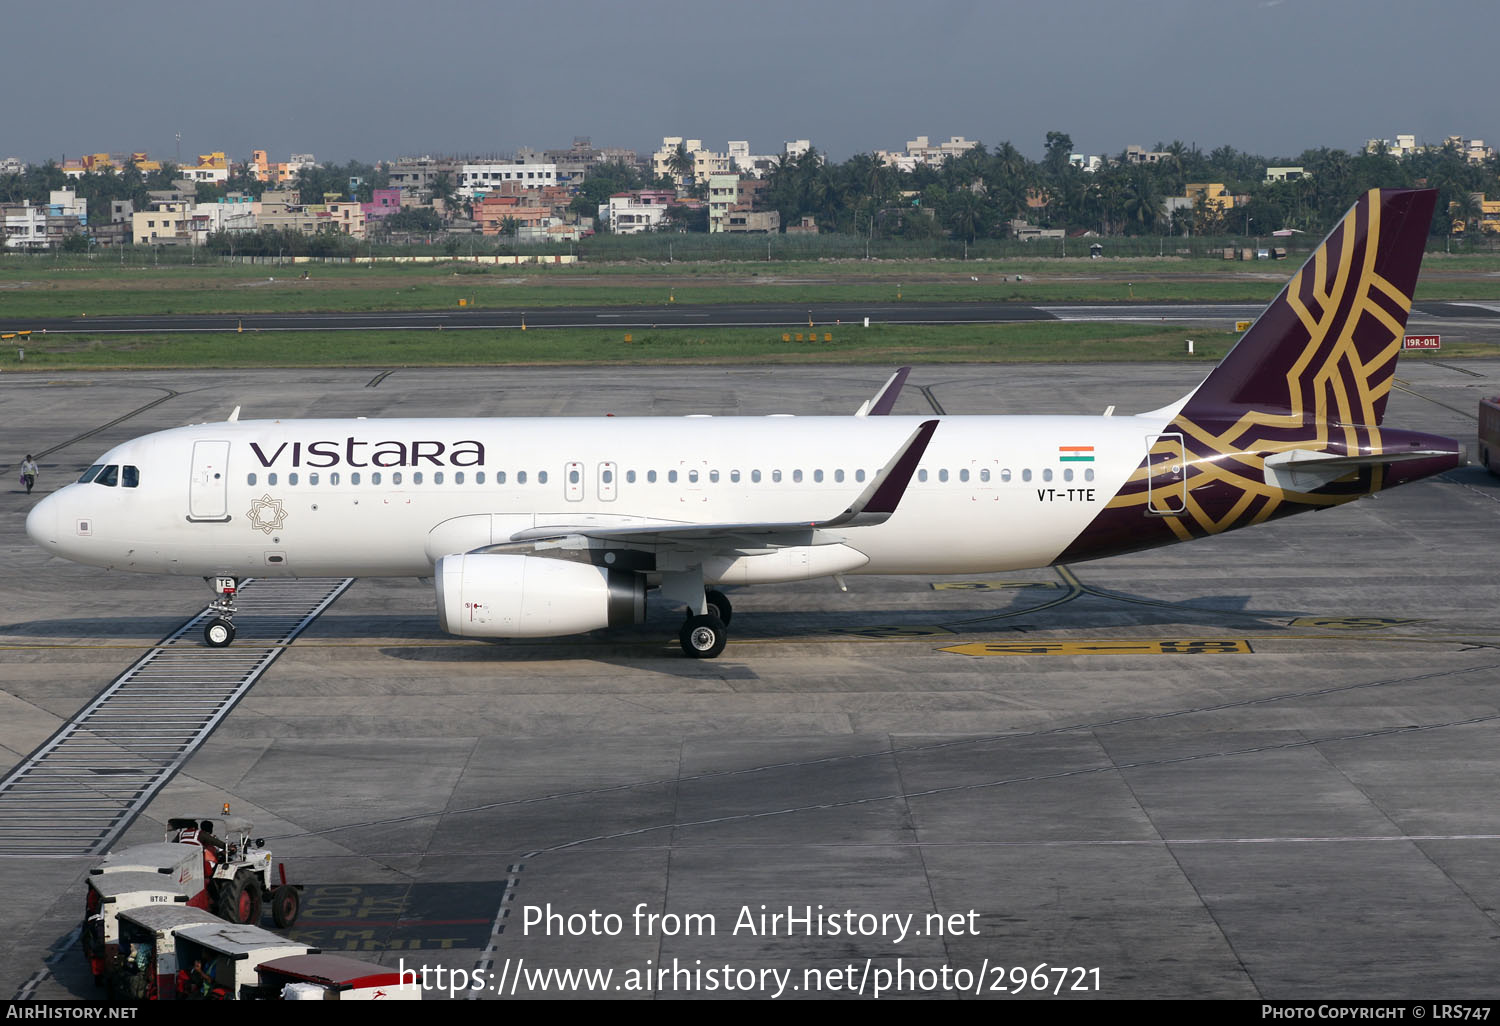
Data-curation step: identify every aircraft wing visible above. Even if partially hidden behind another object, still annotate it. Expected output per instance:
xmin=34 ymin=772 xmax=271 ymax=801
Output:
xmin=508 ymin=419 xmax=938 ymax=549
xmin=854 ymin=367 xmax=911 ymax=417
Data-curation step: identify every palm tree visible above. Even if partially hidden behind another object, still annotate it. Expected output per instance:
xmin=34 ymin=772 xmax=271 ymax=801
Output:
xmin=668 ymin=142 xmax=694 ymax=192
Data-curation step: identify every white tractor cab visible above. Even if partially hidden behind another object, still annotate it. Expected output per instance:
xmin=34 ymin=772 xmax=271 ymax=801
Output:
xmin=81 ymin=871 xmax=194 ymax=987
xmin=164 ymin=921 xmax=318 ymax=1000
xmin=166 ymin=811 xmax=302 ymax=928
xmin=257 ymin=954 xmax=422 ymax=1001
xmin=108 ymin=905 xmax=224 ymax=1001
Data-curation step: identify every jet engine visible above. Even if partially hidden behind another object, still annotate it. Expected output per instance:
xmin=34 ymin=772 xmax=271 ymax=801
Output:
xmin=435 ymin=553 xmax=646 ymax=638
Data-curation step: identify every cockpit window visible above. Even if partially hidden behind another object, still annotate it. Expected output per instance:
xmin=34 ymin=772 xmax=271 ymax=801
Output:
xmin=122 ymin=465 xmax=139 ymax=488
xmin=78 ymin=465 xmax=103 ymax=484
xmin=95 ymin=465 xmax=119 ymax=487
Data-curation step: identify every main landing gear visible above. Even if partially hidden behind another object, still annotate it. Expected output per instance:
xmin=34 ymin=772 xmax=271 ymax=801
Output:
xmin=679 ymin=589 xmax=733 ymax=659
xmin=203 ymin=576 xmax=239 ymax=648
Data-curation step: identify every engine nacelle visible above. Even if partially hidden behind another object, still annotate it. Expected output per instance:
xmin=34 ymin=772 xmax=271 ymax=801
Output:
xmin=435 ymin=553 xmax=645 ymax=638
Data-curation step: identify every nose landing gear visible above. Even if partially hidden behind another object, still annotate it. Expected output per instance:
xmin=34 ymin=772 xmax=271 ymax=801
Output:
xmin=203 ymin=577 xmax=239 ymax=648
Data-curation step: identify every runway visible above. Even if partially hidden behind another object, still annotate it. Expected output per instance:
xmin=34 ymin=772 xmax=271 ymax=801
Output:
xmin=1 ymin=362 xmax=1497 ymax=999
xmin=6 ymin=300 xmax=1500 ymax=342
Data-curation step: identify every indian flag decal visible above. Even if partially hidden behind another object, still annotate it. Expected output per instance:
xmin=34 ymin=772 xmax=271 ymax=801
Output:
xmin=1059 ymin=445 xmax=1095 ymax=462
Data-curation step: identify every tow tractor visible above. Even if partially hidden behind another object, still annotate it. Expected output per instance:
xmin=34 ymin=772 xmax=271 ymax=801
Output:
xmin=82 ymin=806 xmax=302 ymax=987
xmin=164 ymin=809 xmax=302 ymax=928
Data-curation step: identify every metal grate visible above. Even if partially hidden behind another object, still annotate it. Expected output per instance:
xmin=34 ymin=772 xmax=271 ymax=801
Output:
xmin=0 ymin=578 xmax=353 ymax=857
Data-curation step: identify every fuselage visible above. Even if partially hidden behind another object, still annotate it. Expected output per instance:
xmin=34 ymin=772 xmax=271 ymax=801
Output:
xmin=26 ymin=413 xmax=1170 ymax=581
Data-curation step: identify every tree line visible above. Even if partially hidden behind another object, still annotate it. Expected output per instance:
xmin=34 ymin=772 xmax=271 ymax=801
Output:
xmin=757 ymin=134 xmax=1500 ymax=240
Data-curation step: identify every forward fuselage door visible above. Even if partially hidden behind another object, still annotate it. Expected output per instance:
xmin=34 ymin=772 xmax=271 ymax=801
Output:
xmin=188 ymin=440 xmax=231 ymax=521
xmin=1145 ymin=433 xmax=1186 ymax=515
xmin=564 ymin=461 xmax=585 ymax=502
xmin=598 ymin=461 xmax=618 ymax=502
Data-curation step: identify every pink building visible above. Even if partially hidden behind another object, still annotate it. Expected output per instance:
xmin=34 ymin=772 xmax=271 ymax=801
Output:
xmin=361 ymin=188 xmax=402 ymax=221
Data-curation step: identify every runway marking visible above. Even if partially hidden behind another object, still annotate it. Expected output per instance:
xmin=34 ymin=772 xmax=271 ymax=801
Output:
xmin=1286 ymin=616 xmax=1426 ymax=630
xmin=931 ymin=580 xmax=1062 ymax=591
xmin=828 ymin=625 xmax=955 ymax=639
xmin=942 ymin=639 xmax=1251 ymax=656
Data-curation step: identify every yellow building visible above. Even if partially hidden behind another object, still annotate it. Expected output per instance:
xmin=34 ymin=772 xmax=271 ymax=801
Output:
xmin=1184 ymin=183 xmax=1236 ymax=211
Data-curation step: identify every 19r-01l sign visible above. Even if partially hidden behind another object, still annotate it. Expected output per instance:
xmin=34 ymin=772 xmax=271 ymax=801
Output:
xmin=1403 ymin=334 xmax=1441 ymax=350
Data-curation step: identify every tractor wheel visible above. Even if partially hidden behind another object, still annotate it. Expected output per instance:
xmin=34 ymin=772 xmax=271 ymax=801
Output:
xmin=271 ymin=884 xmax=301 ymax=928
xmin=216 ymin=872 xmax=263 ymax=924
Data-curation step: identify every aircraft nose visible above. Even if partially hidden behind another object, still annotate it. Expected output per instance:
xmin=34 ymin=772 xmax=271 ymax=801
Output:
xmin=25 ymin=490 xmax=61 ymax=554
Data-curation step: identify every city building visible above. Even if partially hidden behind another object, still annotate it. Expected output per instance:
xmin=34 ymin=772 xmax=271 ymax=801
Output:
xmin=459 ymin=162 xmax=558 ymax=198
xmin=606 ymin=190 xmax=676 ymax=234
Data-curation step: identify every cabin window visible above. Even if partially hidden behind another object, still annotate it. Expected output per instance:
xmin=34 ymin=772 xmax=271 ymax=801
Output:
xmin=855 ymin=469 xmax=865 ymax=483
xmin=413 ymin=472 xmax=424 ymax=485
xmin=960 ymin=468 xmax=969 ymax=482
xmin=917 ymin=469 xmax=928 ymax=482
xmin=812 ymin=469 xmax=823 ymax=483
xmin=730 ymin=469 xmax=741 ymax=483
xmin=980 ymin=468 xmax=990 ymax=482
xmin=330 ymin=472 xmax=340 ymax=486
xmin=709 ymin=469 xmax=719 ymax=484
xmin=939 ymin=469 xmax=949 ymax=483
xmin=1085 ymin=468 xmax=1094 ymax=482
xmin=1001 ymin=469 xmax=1011 ymax=482
xmin=122 ymin=466 xmax=140 ymax=488
xmin=392 ymin=472 xmax=403 ymax=485
xmin=834 ymin=469 xmax=844 ymax=483
xmin=669 ymin=470 xmax=679 ymax=483
xmin=288 ymin=473 xmax=299 ymax=486
xmin=1063 ymin=468 xmax=1073 ymax=482
xmin=517 ymin=471 xmax=527 ymax=484
xmin=772 ymin=470 xmax=782 ymax=483
xmin=351 ymin=472 xmax=361 ymax=485
xmin=309 ymin=473 xmax=319 ymax=486
xmin=474 ymin=471 xmax=484 ymax=484
xmin=1021 ymin=469 xmax=1032 ymax=482
xmin=626 ymin=470 xmax=636 ymax=484
xmin=1042 ymin=468 xmax=1053 ymax=482
xmin=371 ymin=472 xmax=381 ymax=485
xmin=647 ymin=470 xmax=657 ymax=483
xmin=793 ymin=469 xmax=803 ymax=483
xmin=78 ymin=465 xmax=103 ymax=484
xmin=247 ymin=473 xmax=257 ymax=486
xmin=453 ymin=472 xmax=463 ymax=484
xmin=435 ymin=472 xmax=446 ymax=484
xmin=688 ymin=469 xmax=698 ymax=484
xmin=569 ymin=468 xmax=580 ymax=484
xmin=602 ymin=468 xmax=613 ymax=484
xmin=752 ymin=470 xmax=761 ymax=483
xmin=496 ymin=471 xmax=506 ymax=484
xmin=268 ymin=473 xmax=278 ymax=486
xmin=538 ymin=471 xmax=548 ymax=484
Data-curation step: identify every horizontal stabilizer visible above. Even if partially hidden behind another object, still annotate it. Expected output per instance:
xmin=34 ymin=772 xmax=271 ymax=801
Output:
xmin=1262 ymin=447 xmax=1454 ymax=492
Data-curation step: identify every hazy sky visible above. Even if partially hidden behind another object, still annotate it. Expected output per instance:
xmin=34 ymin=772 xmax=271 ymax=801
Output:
xmin=3 ymin=0 xmax=1494 ymax=166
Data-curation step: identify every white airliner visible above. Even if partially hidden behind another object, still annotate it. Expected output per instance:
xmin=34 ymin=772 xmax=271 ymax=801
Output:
xmin=26 ymin=189 xmax=1460 ymax=658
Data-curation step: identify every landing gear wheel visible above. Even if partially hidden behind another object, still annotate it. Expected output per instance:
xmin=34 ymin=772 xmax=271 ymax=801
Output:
xmin=271 ymin=884 xmax=301 ymax=928
xmin=680 ymin=614 xmax=727 ymax=659
xmin=705 ymin=589 xmax=733 ymax=626
xmin=203 ymin=617 xmax=235 ymax=648
xmin=216 ymin=872 xmax=262 ymax=924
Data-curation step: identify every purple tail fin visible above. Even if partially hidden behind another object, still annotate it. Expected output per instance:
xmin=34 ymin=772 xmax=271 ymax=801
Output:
xmin=1179 ymin=188 xmax=1436 ymax=426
